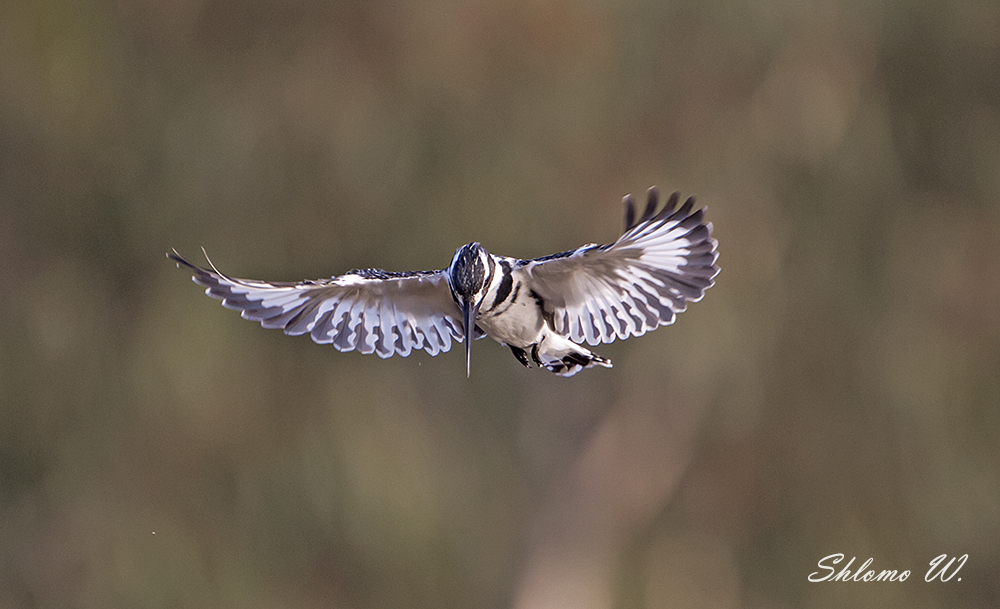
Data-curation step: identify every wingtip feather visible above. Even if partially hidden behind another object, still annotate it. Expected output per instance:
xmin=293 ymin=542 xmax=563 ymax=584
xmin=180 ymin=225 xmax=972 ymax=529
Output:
xmin=640 ymin=187 xmax=659 ymax=224
xmin=623 ymin=194 xmax=636 ymax=232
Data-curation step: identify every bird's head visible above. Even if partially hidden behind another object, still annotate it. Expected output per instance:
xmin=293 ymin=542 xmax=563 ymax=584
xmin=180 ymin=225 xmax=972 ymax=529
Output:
xmin=448 ymin=242 xmax=492 ymax=305
xmin=448 ymin=242 xmax=494 ymax=377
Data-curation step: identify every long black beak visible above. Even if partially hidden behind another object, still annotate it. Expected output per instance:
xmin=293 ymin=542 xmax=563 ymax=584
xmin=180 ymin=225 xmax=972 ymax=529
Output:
xmin=463 ymin=301 xmax=476 ymax=378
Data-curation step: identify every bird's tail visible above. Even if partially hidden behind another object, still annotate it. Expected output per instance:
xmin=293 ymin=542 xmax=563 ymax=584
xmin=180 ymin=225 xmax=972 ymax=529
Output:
xmin=534 ymin=333 xmax=612 ymax=377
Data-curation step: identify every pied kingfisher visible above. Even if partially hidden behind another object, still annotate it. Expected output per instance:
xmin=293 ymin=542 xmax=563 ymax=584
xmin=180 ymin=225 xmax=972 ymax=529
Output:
xmin=169 ymin=188 xmax=719 ymax=377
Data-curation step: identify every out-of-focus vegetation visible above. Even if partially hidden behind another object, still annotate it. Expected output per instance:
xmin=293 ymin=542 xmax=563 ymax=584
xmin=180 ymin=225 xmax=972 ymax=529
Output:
xmin=2 ymin=0 xmax=999 ymax=607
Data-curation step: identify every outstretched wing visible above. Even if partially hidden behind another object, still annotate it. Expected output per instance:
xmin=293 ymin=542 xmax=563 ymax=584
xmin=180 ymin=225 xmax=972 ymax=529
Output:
xmin=169 ymin=250 xmax=465 ymax=358
xmin=520 ymin=188 xmax=719 ymax=346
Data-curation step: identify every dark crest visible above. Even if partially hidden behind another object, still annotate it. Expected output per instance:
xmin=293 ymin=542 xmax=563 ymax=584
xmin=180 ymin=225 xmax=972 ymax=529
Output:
xmin=450 ymin=243 xmax=487 ymax=300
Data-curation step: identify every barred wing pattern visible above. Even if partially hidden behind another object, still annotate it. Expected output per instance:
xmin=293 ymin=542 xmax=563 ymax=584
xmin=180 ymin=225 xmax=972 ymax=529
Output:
xmin=169 ymin=251 xmax=465 ymax=358
xmin=521 ymin=189 xmax=719 ymax=346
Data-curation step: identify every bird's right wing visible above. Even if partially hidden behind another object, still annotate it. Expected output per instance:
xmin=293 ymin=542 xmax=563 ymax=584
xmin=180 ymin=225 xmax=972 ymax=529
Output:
xmin=169 ymin=250 xmax=465 ymax=358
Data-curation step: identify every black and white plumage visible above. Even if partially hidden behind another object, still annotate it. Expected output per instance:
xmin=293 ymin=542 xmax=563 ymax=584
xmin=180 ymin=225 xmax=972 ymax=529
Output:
xmin=169 ymin=187 xmax=719 ymax=377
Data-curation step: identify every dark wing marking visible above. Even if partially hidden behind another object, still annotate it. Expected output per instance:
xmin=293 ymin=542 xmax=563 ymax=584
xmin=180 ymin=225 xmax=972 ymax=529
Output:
xmin=344 ymin=268 xmax=440 ymax=280
xmin=169 ymin=249 xmax=464 ymax=358
xmin=526 ymin=248 xmax=579 ymax=264
xmin=520 ymin=189 xmax=719 ymax=346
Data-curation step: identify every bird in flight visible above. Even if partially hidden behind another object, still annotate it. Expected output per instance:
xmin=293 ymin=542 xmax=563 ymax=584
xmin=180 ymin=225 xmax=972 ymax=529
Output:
xmin=169 ymin=188 xmax=719 ymax=377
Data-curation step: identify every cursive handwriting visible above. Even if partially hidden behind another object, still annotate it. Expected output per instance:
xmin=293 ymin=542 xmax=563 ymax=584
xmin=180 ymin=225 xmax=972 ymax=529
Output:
xmin=809 ymin=553 xmax=968 ymax=583
xmin=809 ymin=554 xmax=910 ymax=582
xmin=925 ymin=553 xmax=968 ymax=582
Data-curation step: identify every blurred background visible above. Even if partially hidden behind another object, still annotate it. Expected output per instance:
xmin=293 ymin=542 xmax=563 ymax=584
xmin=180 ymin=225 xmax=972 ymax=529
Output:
xmin=2 ymin=0 xmax=999 ymax=607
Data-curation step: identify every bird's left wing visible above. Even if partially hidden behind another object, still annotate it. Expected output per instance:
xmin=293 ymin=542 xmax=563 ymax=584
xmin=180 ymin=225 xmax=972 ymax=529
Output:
xmin=169 ymin=250 xmax=465 ymax=358
xmin=520 ymin=188 xmax=719 ymax=346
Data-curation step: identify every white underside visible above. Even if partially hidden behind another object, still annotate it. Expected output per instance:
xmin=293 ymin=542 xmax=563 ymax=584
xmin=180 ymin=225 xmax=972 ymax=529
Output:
xmin=476 ymin=275 xmax=611 ymax=376
xmin=477 ymin=294 xmax=545 ymax=348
